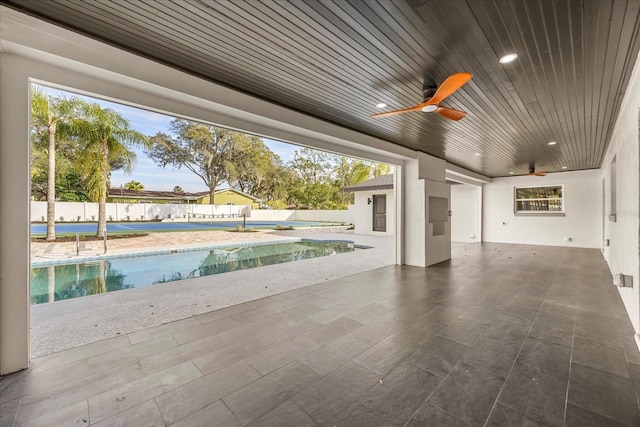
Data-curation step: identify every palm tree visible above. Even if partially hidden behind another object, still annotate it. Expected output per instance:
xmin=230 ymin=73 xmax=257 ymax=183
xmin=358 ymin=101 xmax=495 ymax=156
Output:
xmin=124 ymin=180 xmax=144 ymax=191
xmin=78 ymin=103 xmax=150 ymax=238
xmin=371 ymin=162 xmax=392 ymax=177
xmin=31 ymin=89 xmax=84 ymax=241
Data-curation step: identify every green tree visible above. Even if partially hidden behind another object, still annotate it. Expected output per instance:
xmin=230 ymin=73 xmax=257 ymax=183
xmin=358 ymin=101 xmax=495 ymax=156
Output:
xmin=281 ymin=149 xmax=392 ymax=209
xmin=227 ymin=136 xmax=281 ymax=198
xmin=31 ymin=88 xmax=85 ymax=240
xmin=148 ymin=119 xmax=239 ymax=204
xmin=32 ymin=135 xmax=91 ymax=202
xmin=289 ymin=148 xmax=333 ymax=184
xmin=371 ymin=162 xmax=392 ymax=177
xmin=285 ymin=149 xmax=346 ymax=209
xmin=78 ymin=103 xmax=150 ymax=237
xmin=262 ymin=163 xmax=296 ymax=204
xmin=173 ymin=185 xmax=184 ymax=194
xmin=124 ymin=180 xmax=144 ymax=191
xmin=331 ymin=157 xmax=372 ymax=205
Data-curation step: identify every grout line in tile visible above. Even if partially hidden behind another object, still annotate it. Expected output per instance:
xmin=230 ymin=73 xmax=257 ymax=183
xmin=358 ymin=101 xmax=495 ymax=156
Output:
xmin=563 ymin=305 xmax=577 ymax=427
xmin=84 ymin=398 xmax=90 ymax=426
xmin=221 ymin=398 xmax=244 ymax=427
xmin=151 ymin=398 xmax=167 ymax=427
xmin=401 ymin=334 xmax=472 ymax=427
xmin=481 ymin=290 xmax=547 ymax=427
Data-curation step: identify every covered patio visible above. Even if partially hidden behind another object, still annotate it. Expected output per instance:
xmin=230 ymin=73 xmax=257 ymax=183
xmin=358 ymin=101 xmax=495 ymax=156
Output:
xmin=2 ymin=243 xmax=639 ymax=426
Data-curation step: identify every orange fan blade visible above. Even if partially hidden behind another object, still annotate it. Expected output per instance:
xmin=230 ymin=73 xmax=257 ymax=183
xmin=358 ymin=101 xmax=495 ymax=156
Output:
xmin=371 ymin=102 xmax=426 ymax=118
xmin=436 ymin=106 xmax=467 ymax=121
xmin=534 ymin=171 xmax=548 ymax=176
xmin=426 ymin=72 xmax=473 ymax=105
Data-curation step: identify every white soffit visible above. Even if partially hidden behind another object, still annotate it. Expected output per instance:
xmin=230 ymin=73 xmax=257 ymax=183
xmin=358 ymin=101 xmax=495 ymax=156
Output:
xmin=0 ymin=6 xmax=414 ymax=166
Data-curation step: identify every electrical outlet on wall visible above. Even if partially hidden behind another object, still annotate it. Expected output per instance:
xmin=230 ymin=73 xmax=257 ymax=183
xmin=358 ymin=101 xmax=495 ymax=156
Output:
xmin=614 ymin=274 xmax=634 ymax=288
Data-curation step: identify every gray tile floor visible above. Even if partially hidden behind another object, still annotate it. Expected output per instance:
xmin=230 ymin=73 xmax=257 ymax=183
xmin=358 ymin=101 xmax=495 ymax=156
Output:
xmin=2 ymin=243 xmax=640 ymax=426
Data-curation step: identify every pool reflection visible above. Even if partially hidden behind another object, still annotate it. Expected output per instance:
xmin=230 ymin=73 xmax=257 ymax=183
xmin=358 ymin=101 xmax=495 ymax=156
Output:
xmin=30 ymin=241 xmax=354 ymax=304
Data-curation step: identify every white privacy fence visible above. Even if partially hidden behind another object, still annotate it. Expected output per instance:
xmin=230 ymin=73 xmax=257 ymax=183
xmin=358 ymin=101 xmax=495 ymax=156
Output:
xmin=248 ymin=209 xmax=354 ymax=223
xmin=31 ymin=202 xmax=354 ymax=223
xmin=31 ymin=201 xmax=248 ymax=222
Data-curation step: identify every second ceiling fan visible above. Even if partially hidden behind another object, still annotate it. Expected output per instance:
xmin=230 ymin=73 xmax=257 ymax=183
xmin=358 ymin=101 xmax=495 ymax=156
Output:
xmin=526 ymin=164 xmax=548 ymax=176
xmin=372 ymin=72 xmax=473 ymax=121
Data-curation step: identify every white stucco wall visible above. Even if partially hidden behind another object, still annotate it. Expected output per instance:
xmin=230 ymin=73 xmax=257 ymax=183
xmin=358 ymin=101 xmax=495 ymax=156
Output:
xmin=352 ymin=189 xmax=395 ymax=236
xmin=601 ymin=52 xmax=640 ymax=334
xmin=403 ymin=153 xmax=450 ymax=267
xmin=0 ymin=50 xmax=31 ymax=375
xmin=451 ymin=184 xmax=481 ymax=243
xmin=482 ymin=169 xmax=601 ymax=248
xmin=291 ymin=209 xmax=353 ymax=223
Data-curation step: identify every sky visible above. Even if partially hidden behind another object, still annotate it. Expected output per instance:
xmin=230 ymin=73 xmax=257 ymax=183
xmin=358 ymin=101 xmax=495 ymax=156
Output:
xmin=37 ymin=85 xmax=300 ymax=192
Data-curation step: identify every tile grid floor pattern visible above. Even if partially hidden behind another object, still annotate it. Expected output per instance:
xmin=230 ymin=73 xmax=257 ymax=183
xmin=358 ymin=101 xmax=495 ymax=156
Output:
xmin=2 ymin=243 xmax=640 ymax=426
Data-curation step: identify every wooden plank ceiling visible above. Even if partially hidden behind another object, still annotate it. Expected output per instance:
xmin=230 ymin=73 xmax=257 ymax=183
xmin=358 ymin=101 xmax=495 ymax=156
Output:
xmin=4 ymin=0 xmax=640 ymax=177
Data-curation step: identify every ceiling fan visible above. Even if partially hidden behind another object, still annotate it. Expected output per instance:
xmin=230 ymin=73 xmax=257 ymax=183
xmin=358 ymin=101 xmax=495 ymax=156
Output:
xmin=372 ymin=72 xmax=473 ymax=121
xmin=526 ymin=164 xmax=548 ymax=176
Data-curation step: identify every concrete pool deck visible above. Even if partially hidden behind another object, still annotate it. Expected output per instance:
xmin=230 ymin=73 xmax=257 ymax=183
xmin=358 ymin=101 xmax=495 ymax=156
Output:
xmin=30 ymin=227 xmax=394 ymax=357
xmin=31 ymin=227 xmax=324 ymax=263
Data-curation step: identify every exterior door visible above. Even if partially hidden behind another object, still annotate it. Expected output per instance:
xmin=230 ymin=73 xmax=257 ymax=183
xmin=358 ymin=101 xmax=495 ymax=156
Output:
xmin=373 ymin=195 xmax=386 ymax=232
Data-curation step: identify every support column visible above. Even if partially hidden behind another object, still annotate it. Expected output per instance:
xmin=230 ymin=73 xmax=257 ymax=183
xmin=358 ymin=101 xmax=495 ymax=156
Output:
xmin=403 ymin=152 xmax=451 ymax=267
xmin=0 ymin=53 xmax=31 ymax=374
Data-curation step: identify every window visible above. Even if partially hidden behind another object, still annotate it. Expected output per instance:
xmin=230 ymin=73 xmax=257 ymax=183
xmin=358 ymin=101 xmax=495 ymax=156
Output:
xmin=514 ymin=185 xmax=563 ymax=214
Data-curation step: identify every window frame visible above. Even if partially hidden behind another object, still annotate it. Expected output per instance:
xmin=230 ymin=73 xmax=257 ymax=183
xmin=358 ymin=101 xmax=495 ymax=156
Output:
xmin=513 ymin=184 xmax=565 ymax=216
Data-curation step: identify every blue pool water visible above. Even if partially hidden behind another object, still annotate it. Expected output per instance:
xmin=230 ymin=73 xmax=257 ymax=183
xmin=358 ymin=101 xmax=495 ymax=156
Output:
xmin=30 ymin=220 xmax=338 ymax=236
xmin=30 ymin=239 xmax=355 ymax=304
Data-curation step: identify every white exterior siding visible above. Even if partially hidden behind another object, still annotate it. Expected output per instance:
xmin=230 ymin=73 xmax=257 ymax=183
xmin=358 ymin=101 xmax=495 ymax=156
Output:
xmin=352 ymin=189 xmax=395 ymax=236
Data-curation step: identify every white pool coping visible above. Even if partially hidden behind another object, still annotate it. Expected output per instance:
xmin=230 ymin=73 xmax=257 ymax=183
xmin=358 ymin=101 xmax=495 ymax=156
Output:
xmin=30 ymin=232 xmax=394 ymax=357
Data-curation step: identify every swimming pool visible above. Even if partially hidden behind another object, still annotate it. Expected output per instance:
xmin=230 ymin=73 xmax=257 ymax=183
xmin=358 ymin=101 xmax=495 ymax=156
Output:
xmin=30 ymin=239 xmax=355 ymax=304
xmin=30 ymin=220 xmax=340 ymax=236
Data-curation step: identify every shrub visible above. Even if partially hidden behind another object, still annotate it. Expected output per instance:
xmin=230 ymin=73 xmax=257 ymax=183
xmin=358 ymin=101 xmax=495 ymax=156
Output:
xmin=108 ymin=215 xmax=113 ymax=221
xmin=268 ymin=200 xmax=287 ymax=209
xmin=59 ymin=216 xmax=64 ymax=222
xmin=234 ymin=225 xmax=256 ymax=233
xmin=126 ymin=215 xmax=131 ymax=221
xmin=77 ymin=215 xmax=81 ymax=222
xmin=154 ymin=214 xmax=159 ymax=220
xmin=41 ymin=216 xmax=44 ymax=222
xmin=274 ymin=225 xmax=294 ymax=230
xmin=91 ymin=215 xmax=95 ymax=221
xmin=140 ymin=215 xmax=144 ymax=221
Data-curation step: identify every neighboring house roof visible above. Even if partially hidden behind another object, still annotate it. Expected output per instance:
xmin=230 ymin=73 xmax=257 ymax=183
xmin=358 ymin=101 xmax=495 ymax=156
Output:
xmin=214 ymin=188 xmax=261 ymax=202
xmin=107 ymin=187 xmax=261 ymax=201
xmin=343 ymin=174 xmax=394 ymax=192
xmin=108 ymin=188 xmax=207 ymax=200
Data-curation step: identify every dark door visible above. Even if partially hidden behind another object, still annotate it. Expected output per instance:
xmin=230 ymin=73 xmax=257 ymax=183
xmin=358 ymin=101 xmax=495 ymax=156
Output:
xmin=373 ymin=195 xmax=386 ymax=232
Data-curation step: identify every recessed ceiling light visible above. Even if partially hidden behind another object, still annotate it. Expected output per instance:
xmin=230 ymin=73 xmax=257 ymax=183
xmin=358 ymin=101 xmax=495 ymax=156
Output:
xmin=548 ymin=141 xmax=557 ymax=145
xmin=376 ymin=103 xmax=387 ymax=108
xmin=510 ymin=171 xmax=514 ymax=174
xmin=562 ymin=166 xmax=568 ymax=169
xmin=474 ymin=152 xmax=481 ymax=156
xmin=499 ymin=53 xmax=518 ymax=64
